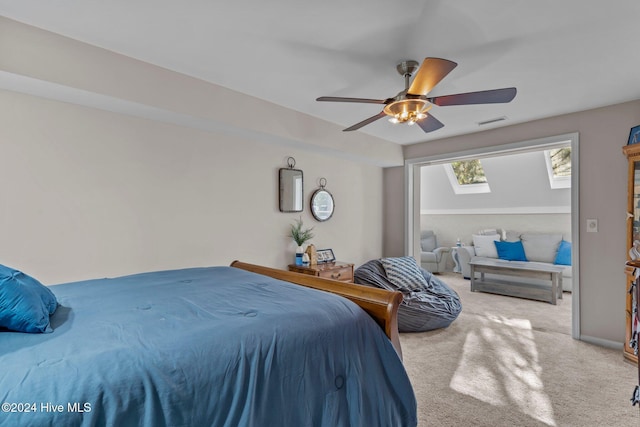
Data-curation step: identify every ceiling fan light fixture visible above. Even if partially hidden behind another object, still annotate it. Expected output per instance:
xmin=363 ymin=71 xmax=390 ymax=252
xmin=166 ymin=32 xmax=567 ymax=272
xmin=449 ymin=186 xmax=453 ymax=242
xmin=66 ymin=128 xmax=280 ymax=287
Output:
xmin=316 ymin=57 xmax=516 ymax=133
xmin=383 ymin=99 xmax=432 ymax=125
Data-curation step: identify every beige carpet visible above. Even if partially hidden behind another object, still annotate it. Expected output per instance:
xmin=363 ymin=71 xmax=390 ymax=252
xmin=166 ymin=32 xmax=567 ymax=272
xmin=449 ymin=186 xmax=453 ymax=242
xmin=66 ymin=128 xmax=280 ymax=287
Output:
xmin=400 ymin=272 xmax=640 ymax=427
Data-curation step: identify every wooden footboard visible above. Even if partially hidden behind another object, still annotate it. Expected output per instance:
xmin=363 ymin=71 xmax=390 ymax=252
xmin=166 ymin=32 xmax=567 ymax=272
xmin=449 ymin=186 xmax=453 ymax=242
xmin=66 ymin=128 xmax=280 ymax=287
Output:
xmin=230 ymin=261 xmax=403 ymax=359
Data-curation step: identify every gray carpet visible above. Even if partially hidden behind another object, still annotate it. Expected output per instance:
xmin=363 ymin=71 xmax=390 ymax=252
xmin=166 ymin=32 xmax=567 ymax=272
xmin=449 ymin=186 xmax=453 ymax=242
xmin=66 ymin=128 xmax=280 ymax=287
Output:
xmin=400 ymin=272 xmax=640 ymax=427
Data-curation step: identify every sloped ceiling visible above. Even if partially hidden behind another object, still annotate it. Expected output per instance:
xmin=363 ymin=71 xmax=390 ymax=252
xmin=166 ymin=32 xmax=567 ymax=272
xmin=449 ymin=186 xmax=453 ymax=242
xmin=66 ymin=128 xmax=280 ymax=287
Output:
xmin=0 ymin=0 xmax=639 ymax=150
xmin=420 ymin=149 xmax=571 ymax=213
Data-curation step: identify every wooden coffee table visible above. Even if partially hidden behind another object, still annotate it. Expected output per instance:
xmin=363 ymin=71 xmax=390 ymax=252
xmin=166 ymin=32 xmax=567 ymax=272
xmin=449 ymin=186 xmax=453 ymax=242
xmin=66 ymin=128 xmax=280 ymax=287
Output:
xmin=469 ymin=258 xmax=565 ymax=304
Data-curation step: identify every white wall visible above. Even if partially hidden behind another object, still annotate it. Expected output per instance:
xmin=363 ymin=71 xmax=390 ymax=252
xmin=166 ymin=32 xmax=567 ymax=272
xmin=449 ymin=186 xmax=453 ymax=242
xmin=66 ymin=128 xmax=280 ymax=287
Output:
xmin=0 ymin=17 xmax=402 ymax=167
xmin=0 ymin=89 xmax=384 ymax=284
xmin=0 ymin=17 xmax=396 ymax=285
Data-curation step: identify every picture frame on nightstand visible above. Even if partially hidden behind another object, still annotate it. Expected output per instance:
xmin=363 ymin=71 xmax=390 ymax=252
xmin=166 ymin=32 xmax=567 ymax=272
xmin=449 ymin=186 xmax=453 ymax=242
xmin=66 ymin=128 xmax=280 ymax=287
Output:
xmin=316 ymin=248 xmax=336 ymax=263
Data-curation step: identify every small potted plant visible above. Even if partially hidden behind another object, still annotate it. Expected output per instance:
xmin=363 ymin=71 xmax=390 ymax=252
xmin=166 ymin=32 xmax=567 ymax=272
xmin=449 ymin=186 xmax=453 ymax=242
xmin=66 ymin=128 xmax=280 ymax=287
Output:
xmin=290 ymin=217 xmax=314 ymax=266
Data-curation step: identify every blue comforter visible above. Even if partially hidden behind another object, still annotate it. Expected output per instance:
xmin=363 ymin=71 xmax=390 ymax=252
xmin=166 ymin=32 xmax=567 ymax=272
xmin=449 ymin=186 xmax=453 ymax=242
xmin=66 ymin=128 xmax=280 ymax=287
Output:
xmin=0 ymin=266 xmax=416 ymax=427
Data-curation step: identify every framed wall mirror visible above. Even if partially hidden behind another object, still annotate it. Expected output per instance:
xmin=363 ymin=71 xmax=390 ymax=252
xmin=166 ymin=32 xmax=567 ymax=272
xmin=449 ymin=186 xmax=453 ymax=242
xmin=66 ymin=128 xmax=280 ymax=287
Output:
xmin=311 ymin=178 xmax=334 ymax=221
xmin=279 ymin=158 xmax=303 ymax=212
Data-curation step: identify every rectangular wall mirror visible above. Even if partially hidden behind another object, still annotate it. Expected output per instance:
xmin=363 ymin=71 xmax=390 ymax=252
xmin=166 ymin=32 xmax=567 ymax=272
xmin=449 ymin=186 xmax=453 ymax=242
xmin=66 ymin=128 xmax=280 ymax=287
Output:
xmin=279 ymin=168 xmax=303 ymax=212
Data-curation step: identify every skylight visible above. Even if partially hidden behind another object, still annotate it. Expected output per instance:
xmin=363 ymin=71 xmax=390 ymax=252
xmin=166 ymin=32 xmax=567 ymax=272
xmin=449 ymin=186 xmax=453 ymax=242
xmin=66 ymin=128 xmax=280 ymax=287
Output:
xmin=544 ymin=147 xmax=571 ymax=189
xmin=444 ymin=160 xmax=491 ymax=194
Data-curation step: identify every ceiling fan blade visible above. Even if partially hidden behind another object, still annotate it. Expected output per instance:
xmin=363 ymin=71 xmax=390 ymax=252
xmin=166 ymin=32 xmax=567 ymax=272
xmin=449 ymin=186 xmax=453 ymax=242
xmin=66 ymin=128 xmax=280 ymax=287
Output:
xmin=430 ymin=87 xmax=517 ymax=106
xmin=316 ymin=96 xmax=387 ymax=104
xmin=343 ymin=111 xmax=387 ymax=132
xmin=407 ymin=58 xmax=458 ymax=96
xmin=417 ymin=114 xmax=445 ymax=133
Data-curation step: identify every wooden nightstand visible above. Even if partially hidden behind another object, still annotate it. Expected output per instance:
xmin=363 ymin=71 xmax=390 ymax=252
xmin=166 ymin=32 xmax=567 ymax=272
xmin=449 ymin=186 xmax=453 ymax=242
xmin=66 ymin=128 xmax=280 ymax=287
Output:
xmin=288 ymin=261 xmax=354 ymax=283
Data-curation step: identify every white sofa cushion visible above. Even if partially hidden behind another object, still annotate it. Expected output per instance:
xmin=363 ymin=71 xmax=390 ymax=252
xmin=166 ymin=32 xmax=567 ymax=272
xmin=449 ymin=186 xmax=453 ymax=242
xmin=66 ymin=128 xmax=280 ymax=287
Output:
xmin=504 ymin=230 xmax=522 ymax=242
xmin=478 ymin=228 xmax=498 ymax=235
xmin=520 ymin=233 xmax=563 ymax=263
xmin=472 ymin=234 xmax=500 ymax=258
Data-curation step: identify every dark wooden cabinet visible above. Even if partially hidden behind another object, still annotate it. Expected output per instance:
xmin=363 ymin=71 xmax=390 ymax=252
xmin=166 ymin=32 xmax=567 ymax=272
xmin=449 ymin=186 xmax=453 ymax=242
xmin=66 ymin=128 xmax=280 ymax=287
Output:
xmin=623 ymin=144 xmax=640 ymax=363
xmin=624 ymin=264 xmax=638 ymax=362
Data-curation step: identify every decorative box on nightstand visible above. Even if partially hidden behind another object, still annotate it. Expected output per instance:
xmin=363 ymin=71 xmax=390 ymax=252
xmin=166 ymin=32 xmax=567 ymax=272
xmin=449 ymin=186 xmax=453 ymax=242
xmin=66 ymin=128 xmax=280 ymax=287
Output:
xmin=288 ymin=261 xmax=354 ymax=283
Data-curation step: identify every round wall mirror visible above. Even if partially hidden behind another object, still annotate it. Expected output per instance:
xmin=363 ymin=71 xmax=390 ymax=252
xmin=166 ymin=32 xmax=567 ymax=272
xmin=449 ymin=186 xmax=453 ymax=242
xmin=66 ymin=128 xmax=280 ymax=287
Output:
xmin=311 ymin=179 xmax=334 ymax=221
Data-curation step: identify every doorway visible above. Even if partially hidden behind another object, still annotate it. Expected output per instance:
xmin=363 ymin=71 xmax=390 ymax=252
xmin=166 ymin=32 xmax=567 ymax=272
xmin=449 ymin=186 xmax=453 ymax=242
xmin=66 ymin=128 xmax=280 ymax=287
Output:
xmin=404 ymin=133 xmax=580 ymax=338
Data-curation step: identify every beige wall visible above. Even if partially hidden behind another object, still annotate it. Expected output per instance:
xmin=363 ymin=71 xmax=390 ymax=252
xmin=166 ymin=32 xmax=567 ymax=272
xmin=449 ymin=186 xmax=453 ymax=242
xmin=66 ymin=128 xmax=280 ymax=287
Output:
xmin=0 ymin=89 xmax=384 ymax=284
xmin=0 ymin=17 xmax=402 ymax=168
xmin=383 ymin=167 xmax=405 ymax=257
xmin=0 ymin=17 xmax=395 ymax=285
xmin=382 ymin=166 xmax=430 ymax=260
xmin=391 ymin=99 xmax=640 ymax=345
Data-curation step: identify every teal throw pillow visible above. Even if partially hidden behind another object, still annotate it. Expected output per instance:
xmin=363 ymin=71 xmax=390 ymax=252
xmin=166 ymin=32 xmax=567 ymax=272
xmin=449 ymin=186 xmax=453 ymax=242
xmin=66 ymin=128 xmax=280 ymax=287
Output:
xmin=554 ymin=240 xmax=572 ymax=265
xmin=494 ymin=240 xmax=528 ymax=262
xmin=0 ymin=264 xmax=58 ymax=333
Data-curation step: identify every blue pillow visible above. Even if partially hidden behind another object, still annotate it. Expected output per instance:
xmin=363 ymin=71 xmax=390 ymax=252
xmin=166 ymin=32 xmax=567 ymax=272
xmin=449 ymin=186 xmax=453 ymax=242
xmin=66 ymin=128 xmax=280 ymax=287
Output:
xmin=0 ymin=264 xmax=58 ymax=333
xmin=494 ymin=240 xmax=528 ymax=261
xmin=554 ymin=240 xmax=572 ymax=265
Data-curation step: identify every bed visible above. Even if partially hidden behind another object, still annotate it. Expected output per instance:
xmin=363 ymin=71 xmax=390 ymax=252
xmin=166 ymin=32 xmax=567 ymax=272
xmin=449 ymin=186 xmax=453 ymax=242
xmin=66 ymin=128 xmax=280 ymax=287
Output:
xmin=0 ymin=261 xmax=416 ymax=427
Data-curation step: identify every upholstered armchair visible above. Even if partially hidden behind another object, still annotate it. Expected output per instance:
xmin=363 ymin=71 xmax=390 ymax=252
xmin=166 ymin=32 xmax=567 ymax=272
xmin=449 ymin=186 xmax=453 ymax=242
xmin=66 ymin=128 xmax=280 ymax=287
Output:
xmin=420 ymin=230 xmax=450 ymax=274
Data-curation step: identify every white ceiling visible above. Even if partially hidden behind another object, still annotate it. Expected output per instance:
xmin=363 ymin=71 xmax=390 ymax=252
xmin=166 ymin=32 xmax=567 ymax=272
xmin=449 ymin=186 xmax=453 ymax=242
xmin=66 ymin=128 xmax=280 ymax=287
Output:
xmin=1 ymin=0 xmax=639 ymax=145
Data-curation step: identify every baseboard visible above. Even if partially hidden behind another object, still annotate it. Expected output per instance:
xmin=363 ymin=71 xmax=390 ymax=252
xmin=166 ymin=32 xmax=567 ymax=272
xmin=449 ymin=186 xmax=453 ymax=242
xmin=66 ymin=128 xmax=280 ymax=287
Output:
xmin=579 ymin=334 xmax=623 ymax=350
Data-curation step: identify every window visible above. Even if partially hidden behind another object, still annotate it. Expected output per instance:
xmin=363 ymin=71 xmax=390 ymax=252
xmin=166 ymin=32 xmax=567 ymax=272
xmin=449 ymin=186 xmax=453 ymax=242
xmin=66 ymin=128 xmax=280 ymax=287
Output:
xmin=444 ymin=159 xmax=491 ymax=194
xmin=545 ymin=147 xmax=571 ymax=189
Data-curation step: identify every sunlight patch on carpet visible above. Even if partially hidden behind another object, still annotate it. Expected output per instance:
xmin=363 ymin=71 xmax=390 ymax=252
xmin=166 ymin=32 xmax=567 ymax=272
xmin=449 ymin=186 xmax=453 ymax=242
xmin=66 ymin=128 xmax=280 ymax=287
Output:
xmin=450 ymin=314 xmax=557 ymax=426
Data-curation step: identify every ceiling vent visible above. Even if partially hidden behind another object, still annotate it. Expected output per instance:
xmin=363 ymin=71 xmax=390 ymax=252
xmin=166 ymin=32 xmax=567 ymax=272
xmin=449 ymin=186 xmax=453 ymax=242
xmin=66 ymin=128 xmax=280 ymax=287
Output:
xmin=478 ymin=116 xmax=507 ymax=126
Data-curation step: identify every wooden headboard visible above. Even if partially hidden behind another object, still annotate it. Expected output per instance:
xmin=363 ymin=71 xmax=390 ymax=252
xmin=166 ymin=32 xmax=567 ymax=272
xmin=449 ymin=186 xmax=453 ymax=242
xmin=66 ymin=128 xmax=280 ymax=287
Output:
xmin=230 ymin=261 xmax=403 ymax=359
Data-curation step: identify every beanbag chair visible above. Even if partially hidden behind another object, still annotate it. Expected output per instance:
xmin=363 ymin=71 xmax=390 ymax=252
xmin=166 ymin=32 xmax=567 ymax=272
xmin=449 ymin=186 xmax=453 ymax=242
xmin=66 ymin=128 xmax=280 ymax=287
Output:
xmin=354 ymin=257 xmax=462 ymax=332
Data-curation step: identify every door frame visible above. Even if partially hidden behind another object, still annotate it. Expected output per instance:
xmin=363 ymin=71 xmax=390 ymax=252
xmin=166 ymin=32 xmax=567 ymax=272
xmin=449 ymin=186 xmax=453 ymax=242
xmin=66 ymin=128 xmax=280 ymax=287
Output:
xmin=404 ymin=132 xmax=580 ymax=339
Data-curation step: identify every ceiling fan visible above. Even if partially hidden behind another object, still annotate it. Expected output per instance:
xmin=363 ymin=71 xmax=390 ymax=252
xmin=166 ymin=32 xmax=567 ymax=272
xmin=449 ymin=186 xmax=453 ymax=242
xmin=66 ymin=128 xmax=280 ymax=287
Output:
xmin=316 ymin=57 xmax=516 ymax=133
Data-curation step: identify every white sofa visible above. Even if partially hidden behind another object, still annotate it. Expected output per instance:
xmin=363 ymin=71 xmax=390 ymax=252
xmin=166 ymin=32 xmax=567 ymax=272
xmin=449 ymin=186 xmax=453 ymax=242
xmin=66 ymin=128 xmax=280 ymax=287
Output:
xmin=457 ymin=230 xmax=573 ymax=292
